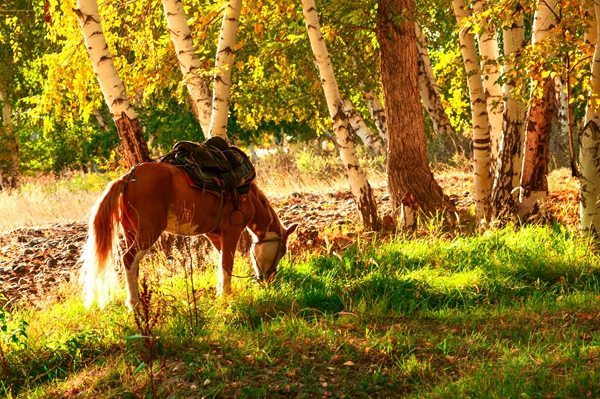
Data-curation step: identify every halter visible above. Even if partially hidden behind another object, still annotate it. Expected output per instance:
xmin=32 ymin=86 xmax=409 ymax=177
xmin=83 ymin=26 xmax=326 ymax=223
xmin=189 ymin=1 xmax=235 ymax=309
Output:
xmin=249 ymin=235 xmax=282 ymax=283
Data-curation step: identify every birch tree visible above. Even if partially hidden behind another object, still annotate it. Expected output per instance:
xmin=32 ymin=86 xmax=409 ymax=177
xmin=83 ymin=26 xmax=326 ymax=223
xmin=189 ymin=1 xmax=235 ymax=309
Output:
xmin=378 ymin=0 xmax=457 ymax=228
xmin=302 ymin=0 xmax=380 ymax=231
xmin=364 ymin=90 xmax=388 ymax=145
xmin=580 ymin=1 xmax=600 ymax=234
xmin=343 ymin=99 xmax=384 ymax=155
xmin=474 ymin=0 xmax=503 ymax=170
xmin=0 ymin=91 xmax=19 ymax=189
xmin=208 ymin=0 xmax=242 ymax=140
xmin=518 ymin=0 xmax=557 ymax=218
xmin=415 ymin=23 xmax=456 ymax=138
xmin=453 ymin=0 xmax=492 ymax=226
xmin=492 ymin=9 xmax=526 ymax=216
xmin=74 ymin=0 xmax=150 ymax=166
xmin=162 ymin=0 xmax=212 ymax=136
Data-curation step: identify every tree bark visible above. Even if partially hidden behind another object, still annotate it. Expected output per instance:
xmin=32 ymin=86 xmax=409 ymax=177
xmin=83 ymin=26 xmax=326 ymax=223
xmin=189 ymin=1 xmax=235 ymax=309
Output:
xmin=364 ymin=90 xmax=388 ymax=146
xmin=415 ymin=23 xmax=456 ymax=137
xmin=343 ymin=99 xmax=384 ymax=155
xmin=474 ymin=0 xmax=503 ymax=172
xmin=0 ymin=91 xmax=19 ymax=190
xmin=74 ymin=0 xmax=150 ymax=166
xmin=579 ymin=2 xmax=600 ymax=234
xmin=162 ymin=0 xmax=212 ymax=136
xmin=492 ymin=11 xmax=526 ymax=217
xmin=453 ymin=0 xmax=492 ymax=225
xmin=208 ymin=0 xmax=242 ymax=140
xmin=302 ymin=0 xmax=379 ymax=231
xmin=518 ymin=0 xmax=557 ymax=218
xmin=377 ymin=0 xmax=456 ymax=228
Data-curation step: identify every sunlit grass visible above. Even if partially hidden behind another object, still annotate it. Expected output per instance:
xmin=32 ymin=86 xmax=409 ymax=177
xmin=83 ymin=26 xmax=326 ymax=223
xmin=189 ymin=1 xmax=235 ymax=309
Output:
xmin=0 ymin=146 xmax=592 ymax=397
xmin=2 ymin=224 xmax=598 ymax=397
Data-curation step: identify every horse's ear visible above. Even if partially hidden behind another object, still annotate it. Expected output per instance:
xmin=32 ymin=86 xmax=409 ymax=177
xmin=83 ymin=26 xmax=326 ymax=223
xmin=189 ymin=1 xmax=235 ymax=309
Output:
xmin=285 ymin=223 xmax=298 ymax=237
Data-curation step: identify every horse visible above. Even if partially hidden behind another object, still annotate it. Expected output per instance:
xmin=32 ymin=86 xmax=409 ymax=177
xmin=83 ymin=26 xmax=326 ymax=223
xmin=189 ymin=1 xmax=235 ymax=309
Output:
xmin=79 ymin=162 xmax=297 ymax=308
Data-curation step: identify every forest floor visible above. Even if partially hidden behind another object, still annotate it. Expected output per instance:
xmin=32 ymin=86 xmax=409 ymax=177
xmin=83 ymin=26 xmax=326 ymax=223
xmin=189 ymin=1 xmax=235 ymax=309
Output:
xmin=0 ymin=168 xmax=579 ymax=308
xmin=2 ymin=167 xmax=598 ymax=399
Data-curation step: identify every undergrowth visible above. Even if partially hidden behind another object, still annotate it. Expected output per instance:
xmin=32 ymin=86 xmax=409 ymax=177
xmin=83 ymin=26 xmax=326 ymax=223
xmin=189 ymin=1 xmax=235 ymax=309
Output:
xmin=2 ymin=225 xmax=599 ymax=398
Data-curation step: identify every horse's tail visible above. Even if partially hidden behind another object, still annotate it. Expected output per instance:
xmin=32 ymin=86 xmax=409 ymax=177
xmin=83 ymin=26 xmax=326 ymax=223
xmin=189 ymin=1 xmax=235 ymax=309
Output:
xmin=79 ymin=176 xmax=127 ymax=307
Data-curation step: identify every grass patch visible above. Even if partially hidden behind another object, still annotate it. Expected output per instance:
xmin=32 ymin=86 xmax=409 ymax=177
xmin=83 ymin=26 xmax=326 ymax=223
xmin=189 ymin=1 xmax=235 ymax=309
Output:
xmin=1 ymin=225 xmax=599 ymax=397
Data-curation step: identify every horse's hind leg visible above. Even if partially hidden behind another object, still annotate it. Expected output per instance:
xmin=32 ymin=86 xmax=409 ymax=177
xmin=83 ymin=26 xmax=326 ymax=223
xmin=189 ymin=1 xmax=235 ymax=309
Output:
xmin=122 ymin=221 xmax=160 ymax=309
xmin=123 ymin=243 xmax=148 ymax=309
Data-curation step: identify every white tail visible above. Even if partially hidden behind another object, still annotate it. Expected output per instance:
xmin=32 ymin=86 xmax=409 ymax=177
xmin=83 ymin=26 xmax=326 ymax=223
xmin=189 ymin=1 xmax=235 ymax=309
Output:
xmin=79 ymin=177 xmax=126 ymax=307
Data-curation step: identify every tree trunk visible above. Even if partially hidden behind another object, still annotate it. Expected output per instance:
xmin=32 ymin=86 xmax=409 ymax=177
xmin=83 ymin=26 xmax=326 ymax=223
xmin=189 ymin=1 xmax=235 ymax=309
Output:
xmin=162 ymin=0 xmax=212 ymax=136
xmin=518 ymin=0 xmax=557 ymax=218
xmin=208 ymin=0 xmax=242 ymax=140
xmin=555 ymin=76 xmax=568 ymax=140
xmin=364 ymin=90 xmax=388 ymax=146
xmin=453 ymin=0 xmax=492 ymax=226
xmin=474 ymin=0 xmax=503 ymax=172
xmin=342 ymin=99 xmax=384 ymax=155
xmin=0 ymin=91 xmax=19 ymax=190
xmin=415 ymin=23 xmax=456 ymax=137
xmin=74 ymin=0 xmax=151 ymax=167
xmin=377 ymin=0 xmax=456 ymax=228
xmin=302 ymin=0 xmax=379 ymax=231
xmin=492 ymin=12 xmax=526 ymax=216
xmin=92 ymin=108 xmax=110 ymax=132
xmin=579 ymin=3 xmax=600 ymax=234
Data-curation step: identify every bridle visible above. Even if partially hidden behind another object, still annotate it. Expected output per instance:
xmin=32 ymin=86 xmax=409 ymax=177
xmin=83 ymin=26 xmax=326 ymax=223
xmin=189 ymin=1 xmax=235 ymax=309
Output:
xmin=249 ymin=235 xmax=283 ymax=283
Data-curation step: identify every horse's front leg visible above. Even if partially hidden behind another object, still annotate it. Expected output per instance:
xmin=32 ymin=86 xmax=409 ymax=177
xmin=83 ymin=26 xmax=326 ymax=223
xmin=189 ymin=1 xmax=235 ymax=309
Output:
xmin=206 ymin=231 xmax=239 ymax=297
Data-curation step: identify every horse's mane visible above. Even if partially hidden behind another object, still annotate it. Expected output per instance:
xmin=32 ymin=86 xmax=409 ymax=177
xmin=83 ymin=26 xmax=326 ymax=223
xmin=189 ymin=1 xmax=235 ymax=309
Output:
xmin=252 ymin=182 xmax=269 ymax=205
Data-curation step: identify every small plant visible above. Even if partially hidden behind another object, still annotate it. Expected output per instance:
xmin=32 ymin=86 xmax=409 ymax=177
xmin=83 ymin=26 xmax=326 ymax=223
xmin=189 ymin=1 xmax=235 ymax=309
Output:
xmin=0 ymin=299 xmax=28 ymax=394
xmin=127 ymin=275 xmax=165 ymax=397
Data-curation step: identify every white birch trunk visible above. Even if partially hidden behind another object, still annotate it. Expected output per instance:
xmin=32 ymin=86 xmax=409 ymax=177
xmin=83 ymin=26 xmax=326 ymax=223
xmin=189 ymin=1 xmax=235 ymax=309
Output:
xmin=74 ymin=0 xmax=136 ymax=122
xmin=415 ymin=23 xmax=456 ymax=137
xmin=364 ymin=90 xmax=388 ymax=145
xmin=0 ymin=91 xmax=18 ymax=190
xmin=453 ymin=0 xmax=492 ymax=226
xmin=302 ymin=0 xmax=379 ymax=230
xmin=0 ymin=91 xmax=10 ymax=129
xmin=248 ymin=142 xmax=259 ymax=163
xmin=208 ymin=0 xmax=242 ymax=140
xmin=474 ymin=0 xmax=503 ymax=170
xmin=518 ymin=0 xmax=557 ymax=218
xmin=555 ymin=76 xmax=568 ymax=138
xmin=74 ymin=0 xmax=150 ymax=165
xmin=343 ymin=99 xmax=384 ymax=155
xmin=580 ymin=3 xmax=600 ymax=233
xmin=584 ymin=4 xmax=598 ymax=46
xmin=492 ymin=13 xmax=526 ymax=215
xmin=162 ymin=0 xmax=212 ymax=136
xmin=92 ymin=108 xmax=110 ymax=132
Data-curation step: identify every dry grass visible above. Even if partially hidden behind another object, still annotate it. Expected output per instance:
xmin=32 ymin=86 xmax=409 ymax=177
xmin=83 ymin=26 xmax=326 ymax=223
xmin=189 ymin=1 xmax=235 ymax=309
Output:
xmin=0 ymin=147 xmax=580 ymax=234
xmin=0 ymin=175 xmax=105 ymax=233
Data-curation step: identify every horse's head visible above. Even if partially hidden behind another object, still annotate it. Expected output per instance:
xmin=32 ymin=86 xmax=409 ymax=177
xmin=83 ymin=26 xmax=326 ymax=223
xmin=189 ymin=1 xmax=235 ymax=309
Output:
xmin=250 ymin=223 xmax=298 ymax=283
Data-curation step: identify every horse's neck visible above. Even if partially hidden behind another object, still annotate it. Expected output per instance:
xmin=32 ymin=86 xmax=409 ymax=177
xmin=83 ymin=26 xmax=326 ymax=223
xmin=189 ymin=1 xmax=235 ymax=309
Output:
xmin=248 ymin=190 xmax=282 ymax=240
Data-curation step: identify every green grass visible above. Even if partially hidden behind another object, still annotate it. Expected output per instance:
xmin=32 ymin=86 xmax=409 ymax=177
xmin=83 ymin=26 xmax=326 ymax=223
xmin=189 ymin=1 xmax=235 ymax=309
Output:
xmin=2 ymin=225 xmax=599 ymax=398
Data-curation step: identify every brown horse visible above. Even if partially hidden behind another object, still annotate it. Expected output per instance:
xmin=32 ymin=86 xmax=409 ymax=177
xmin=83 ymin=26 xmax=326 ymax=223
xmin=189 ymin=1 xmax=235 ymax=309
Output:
xmin=79 ymin=162 xmax=297 ymax=308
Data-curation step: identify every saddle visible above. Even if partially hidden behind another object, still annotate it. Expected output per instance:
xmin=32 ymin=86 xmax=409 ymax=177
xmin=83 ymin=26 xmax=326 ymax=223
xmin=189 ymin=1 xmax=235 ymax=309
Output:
xmin=160 ymin=137 xmax=256 ymax=196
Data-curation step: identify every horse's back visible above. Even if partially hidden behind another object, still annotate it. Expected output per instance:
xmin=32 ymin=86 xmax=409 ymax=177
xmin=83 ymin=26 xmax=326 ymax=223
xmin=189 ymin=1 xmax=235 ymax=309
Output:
xmin=121 ymin=162 xmax=249 ymax=237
